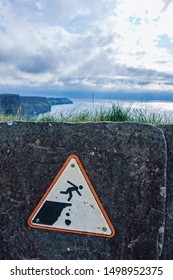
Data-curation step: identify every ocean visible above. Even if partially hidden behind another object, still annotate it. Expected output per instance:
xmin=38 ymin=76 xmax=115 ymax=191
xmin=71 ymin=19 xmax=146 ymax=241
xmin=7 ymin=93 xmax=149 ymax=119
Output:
xmin=45 ymin=98 xmax=173 ymax=121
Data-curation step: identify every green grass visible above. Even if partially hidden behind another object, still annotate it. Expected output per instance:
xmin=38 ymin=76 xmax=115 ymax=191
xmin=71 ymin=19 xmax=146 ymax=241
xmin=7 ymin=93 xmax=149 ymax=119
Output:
xmin=0 ymin=113 xmax=39 ymax=122
xmin=0 ymin=102 xmax=172 ymax=124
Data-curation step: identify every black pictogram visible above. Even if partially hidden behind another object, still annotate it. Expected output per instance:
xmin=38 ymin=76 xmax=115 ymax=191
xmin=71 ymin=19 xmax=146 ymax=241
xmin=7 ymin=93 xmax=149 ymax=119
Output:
xmin=60 ymin=180 xmax=83 ymax=201
xmin=65 ymin=219 xmax=71 ymax=226
xmin=32 ymin=201 xmax=72 ymax=226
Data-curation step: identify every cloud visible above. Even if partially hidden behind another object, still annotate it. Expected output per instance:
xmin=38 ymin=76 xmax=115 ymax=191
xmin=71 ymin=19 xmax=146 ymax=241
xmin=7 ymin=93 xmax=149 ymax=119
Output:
xmin=0 ymin=0 xmax=173 ymax=93
xmin=162 ymin=0 xmax=173 ymax=11
xmin=17 ymin=51 xmax=56 ymax=74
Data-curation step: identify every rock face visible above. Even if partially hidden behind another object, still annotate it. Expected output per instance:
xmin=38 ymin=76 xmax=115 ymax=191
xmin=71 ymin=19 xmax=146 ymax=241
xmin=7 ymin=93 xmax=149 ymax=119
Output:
xmin=0 ymin=122 xmax=166 ymax=260
xmin=19 ymin=96 xmax=50 ymax=116
xmin=0 ymin=94 xmax=73 ymax=116
xmin=0 ymin=94 xmax=20 ymax=115
xmin=47 ymin=97 xmax=73 ymax=106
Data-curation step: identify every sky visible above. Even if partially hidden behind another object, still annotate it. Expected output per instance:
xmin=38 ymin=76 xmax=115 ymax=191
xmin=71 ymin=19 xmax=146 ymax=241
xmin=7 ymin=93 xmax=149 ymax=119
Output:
xmin=0 ymin=0 xmax=173 ymax=97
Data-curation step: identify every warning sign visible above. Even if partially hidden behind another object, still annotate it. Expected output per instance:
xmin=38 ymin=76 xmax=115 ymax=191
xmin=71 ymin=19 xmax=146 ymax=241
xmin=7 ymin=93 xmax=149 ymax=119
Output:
xmin=28 ymin=155 xmax=115 ymax=238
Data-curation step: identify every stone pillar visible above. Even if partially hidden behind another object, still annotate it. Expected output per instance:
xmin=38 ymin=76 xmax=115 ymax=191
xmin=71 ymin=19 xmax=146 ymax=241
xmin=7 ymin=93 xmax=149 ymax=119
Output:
xmin=0 ymin=122 xmax=166 ymax=259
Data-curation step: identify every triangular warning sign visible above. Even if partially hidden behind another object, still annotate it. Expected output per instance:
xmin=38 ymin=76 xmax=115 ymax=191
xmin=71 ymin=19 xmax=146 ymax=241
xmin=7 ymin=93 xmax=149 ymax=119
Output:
xmin=28 ymin=155 xmax=115 ymax=238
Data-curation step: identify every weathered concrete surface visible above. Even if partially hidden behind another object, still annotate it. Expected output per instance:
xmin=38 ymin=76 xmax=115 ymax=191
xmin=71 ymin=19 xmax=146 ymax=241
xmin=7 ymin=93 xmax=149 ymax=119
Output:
xmin=158 ymin=125 xmax=173 ymax=259
xmin=0 ymin=122 xmax=166 ymax=260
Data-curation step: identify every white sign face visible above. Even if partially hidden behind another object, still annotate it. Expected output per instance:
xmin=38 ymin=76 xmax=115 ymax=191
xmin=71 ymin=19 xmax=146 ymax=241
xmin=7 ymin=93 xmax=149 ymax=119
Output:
xmin=28 ymin=155 xmax=115 ymax=238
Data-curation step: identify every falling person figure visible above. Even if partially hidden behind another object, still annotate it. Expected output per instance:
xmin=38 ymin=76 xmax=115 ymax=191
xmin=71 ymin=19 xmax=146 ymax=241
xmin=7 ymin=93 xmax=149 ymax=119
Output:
xmin=60 ymin=181 xmax=83 ymax=201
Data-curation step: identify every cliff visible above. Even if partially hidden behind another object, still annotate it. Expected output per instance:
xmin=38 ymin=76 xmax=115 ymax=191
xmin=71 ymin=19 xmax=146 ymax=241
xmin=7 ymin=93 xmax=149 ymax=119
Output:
xmin=0 ymin=94 xmax=20 ymax=115
xmin=47 ymin=97 xmax=73 ymax=106
xmin=0 ymin=94 xmax=73 ymax=116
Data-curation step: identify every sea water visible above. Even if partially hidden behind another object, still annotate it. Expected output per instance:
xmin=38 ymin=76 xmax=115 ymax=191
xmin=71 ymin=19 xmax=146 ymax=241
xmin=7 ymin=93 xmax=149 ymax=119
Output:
xmin=41 ymin=98 xmax=173 ymax=121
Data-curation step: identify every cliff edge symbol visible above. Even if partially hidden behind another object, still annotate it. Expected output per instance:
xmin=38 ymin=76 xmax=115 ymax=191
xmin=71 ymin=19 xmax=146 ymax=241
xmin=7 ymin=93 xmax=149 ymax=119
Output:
xmin=28 ymin=155 xmax=115 ymax=238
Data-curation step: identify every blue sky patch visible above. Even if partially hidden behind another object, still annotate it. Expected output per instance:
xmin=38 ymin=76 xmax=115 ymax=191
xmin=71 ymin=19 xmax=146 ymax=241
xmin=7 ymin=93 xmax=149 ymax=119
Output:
xmin=158 ymin=34 xmax=173 ymax=53
xmin=128 ymin=16 xmax=142 ymax=25
xmin=0 ymin=25 xmax=6 ymax=34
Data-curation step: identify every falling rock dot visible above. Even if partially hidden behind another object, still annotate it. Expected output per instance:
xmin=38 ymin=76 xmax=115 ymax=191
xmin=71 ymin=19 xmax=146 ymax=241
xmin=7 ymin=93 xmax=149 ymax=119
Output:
xmin=65 ymin=219 xmax=71 ymax=226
